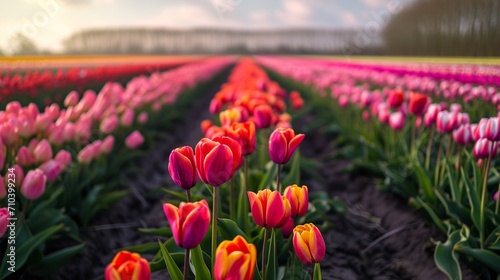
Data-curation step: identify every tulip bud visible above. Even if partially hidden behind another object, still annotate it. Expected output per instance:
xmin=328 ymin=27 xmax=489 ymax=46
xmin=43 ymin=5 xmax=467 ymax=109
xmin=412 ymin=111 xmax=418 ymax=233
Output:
xmin=101 ymin=135 xmax=115 ymax=154
xmin=389 ymin=111 xmax=405 ymax=131
xmin=293 ymin=223 xmax=326 ymax=265
xmin=494 ymin=191 xmax=499 ymax=201
xmin=214 ymin=236 xmax=257 ymax=280
xmin=387 ymin=89 xmax=404 ymax=108
xmin=0 ymin=208 xmax=10 ymax=237
xmin=55 ymin=150 xmax=72 ymax=168
xmin=268 ymin=127 xmax=305 ymax=165
xmin=423 ymin=104 xmax=441 ymax=128
xmin=0 ymin=123 xmax=18 ymax=146
xmin=486 ymin=117 xmax=500 ymax=141
xmin=282 ymin=217 xmax=294 ymax=238
xmin=453 ymin=124 xmax=473 ymax=146
xmin=284 ymin=184 xmax=309 ymax=217
xmin=200 ymin=120 xmax=213 ymax=134
xmin=7 ymin=165 xmax=24 ymax=188
xmin=436 ymin=111 xmax=459 ymax=134
xmin=35 ymin=113 xmax=52 ymax=132
xmin=125 ymin=131 xmax=144 ymax=150
xmin=248 ymin=189 xmax=291 ymax=228
xmin=64 ymin=91 xmax=79 ymax=107
xmin=21 ymin=169 xmax=47 ymax=200
xmin=253 ymin=104 xmax=273 ymax=129
xmin=78 ymin=144 xmax=95 ymax=164
xmin=16 ymin=146 xmax=35 ymax=167
xmin=226 ymin=122 xmax=257 ymax=155
xmin=38 ymin=160 xmax=62 ymax=182
xmin=100 ymin=115 xmax=119 ymax=134
xmin=137 ymin=112 xmax=148 ymax=124
xmin=473 ymin=139 xmax=498 ymax=159
xmin=163 ymin=200 xmax=210 ymax=249
xmin=195 ymin=136 xmax=242 ymax=187
xmin=168 ymin=146 xmax=197 ymax=190
xmin=408 ymin=92 xmax=429 ymax=116
xmin=105 ymin=251 xmax=151 ymax=280
xmin=33 ymin=140 xmax=53 ymax=163
xmin=121 ymin=108 xmax=134 ymax=127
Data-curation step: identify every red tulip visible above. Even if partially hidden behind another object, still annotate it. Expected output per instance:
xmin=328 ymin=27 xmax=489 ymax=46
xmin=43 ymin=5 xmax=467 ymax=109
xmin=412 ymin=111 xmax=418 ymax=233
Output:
xmin=163 ymin=200 xmax=210 ymax=249
xmin=195 ymin=136 xmax=242 ymax=187
xmin=268 ymin=127 xmax=305 ymax=165
xmin=168 ymin=146 xmax=197 ymax=190
xmin=387 ymin=89 xmax=404 ymax=108
xmin=408 ymin=92 xmax=429 ymax=116
xmin=105 ymin=251 xmax=150 ymax=280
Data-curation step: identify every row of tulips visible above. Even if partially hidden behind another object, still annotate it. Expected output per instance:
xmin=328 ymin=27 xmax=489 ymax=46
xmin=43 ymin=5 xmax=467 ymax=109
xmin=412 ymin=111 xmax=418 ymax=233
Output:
xmin=259 ymin=56 xmax=500 ymax=279
xmin=106 ymin=58 xmax=338 ymax=280
xmin=0 ymin=57 xmax=233 ymax=278
xmin=0 ymin=57 xmax=201 ymax=107
xmin=259 ymin=57 xmax=499 ymax=119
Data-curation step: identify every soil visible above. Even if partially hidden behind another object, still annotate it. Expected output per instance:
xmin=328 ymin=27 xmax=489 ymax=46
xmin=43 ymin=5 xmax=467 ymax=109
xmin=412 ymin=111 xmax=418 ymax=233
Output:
xmin=34 ymin=68 xmax=478 ymax=280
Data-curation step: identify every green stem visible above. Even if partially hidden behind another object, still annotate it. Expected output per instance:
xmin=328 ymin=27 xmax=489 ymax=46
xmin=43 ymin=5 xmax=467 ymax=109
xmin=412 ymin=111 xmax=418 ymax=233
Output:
xmin=411 ymin=116 xmax=416 ymax=157
xmin=243 ymin=157 xmax=249 ymax=233
xmin=262 ymin=228 xmax=269 ymax=280
xmin=186 ymin=189 xmax=191 ymax=203
xmin=434 ymin=137 xmax=444 ymax=187
xmin=211 ymin=186 xmax=219 ymax=278
xmin=480 ymin=153 xmax=492 ymax=249
xmin=276 ymin=164 xmax=281 ymax=193
xmin=184 ymin=248 xmax=190 ymax=280
xmin=229 ymin=179 xmax=234 ymax=220
xmin=425 ymin=127 xmax=435 ymax=170
xmin=496 ymin=175 xmax=500 ymax=215
xmin=439 ymin=135 xmax=453 ymax=186
xmin=313 ymin=263 xmax=322 ymax=280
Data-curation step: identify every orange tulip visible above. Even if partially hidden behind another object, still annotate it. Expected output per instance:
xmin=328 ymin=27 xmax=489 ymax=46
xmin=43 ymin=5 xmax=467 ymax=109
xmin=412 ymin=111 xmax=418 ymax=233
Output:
xmin=105 ymin=251 xmax=151 ymax=280
xmin=284 ymin=184 xmax=309 ymax=217
xmin=248 ymin=189 xmax=291 ymax=228
xmin=292 ymin=223 xmax=326 ymax=265
xmin=214 ymin=236 xmax=257 ymax=280
xmin=226 ymin=121 xmax=256 ymax=155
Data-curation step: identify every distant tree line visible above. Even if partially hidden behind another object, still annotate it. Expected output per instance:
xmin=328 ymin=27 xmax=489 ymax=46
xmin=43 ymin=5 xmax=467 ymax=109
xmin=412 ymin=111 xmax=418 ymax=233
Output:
xmin=383 ymin=0 xmax=499 ymax=56
xmin=62 ymin=28 xmax=381 ymax=55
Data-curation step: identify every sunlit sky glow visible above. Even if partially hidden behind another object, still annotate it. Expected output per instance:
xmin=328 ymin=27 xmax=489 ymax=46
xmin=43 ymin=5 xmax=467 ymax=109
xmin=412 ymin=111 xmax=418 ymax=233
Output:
xmin=0 ymin=0 xmax=412 ymax=54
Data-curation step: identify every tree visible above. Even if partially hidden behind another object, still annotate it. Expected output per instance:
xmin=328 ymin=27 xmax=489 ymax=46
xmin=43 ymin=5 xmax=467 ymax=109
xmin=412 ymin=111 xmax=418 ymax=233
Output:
xmin=9 ymin=33 xmax=39 ymax=55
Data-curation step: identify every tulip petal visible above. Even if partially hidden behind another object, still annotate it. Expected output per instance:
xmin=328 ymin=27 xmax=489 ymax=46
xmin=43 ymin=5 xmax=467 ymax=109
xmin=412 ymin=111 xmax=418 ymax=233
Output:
xmin=163 ymin=203 xmax=182 ymax=247
xmin=269 ymin=130 xmax=288 ymax=164
xmin=181 ymin=203 xmax=211 ymax=249
xmin=293 ymin=231 xmax=314 ymax=265
xmin=204 ymin=144 xmax=233 ymax=186
xmin=248 ymin=191 xmax=265 ymax=227
xmin=265 ymin=191 xmax=286 ymax=228
xmin=286 ymin=134 xmax=305 ymax=162
xmin=310 ymin=226 xmax=326 ymax=263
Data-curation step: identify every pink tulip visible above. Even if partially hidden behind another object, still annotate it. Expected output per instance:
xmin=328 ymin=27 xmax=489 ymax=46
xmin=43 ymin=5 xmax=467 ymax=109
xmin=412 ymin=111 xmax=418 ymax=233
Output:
xmin=485 ymin=117 xmax=500 ymax=141
xmin=47 ymin=125 xmax=65 ymax=146
xmin=268 ymin=128 xmax=305 ymax=165
xmin=64 ymin=91 xmax=79 ymax=107
xmin=163 ymin=200 xmax=210 ymax=249
xmin=7 ymin=165 xmax=24 ymax=188
xmin=423 ymin=104 xmax=441 ymax=128
xmin=168 ymin=146 xmax=197 ymax=190
xmin=453 ymin=124 xmax=473 ymax=146
xmin=137 ymin=112 xmax=148 ymax=124
xmin=21 ymin=169 xmax=47 ymax=200
xmin=6 ymin=101 xmax=21 ymax=115
xmin=101 ymin=135 xmax=115 ymax=154
xmin=35 ymin=113 xmax=52 ymax=132
xmin=253 ymin=104 xmax=273 ymax=129
xmin=121 ymin=108 xmax=134 ymax=127
xmin=38 ymin=160 xmax=62 ymax=182
xmin=55 ymin=150 xmax=72 ymax=168
xmin=33 ymin=140 xmax=53 ymax=163
xmin=16 ymin=146 xmax=35 ymax=167
xmin=100 ymin=115 xmax=119 ymax=134
xmin=125 ymin=131 xmax=144 ymax=149
xmin=0 ymin=208 xmax=10 ymax=237
xmin=78 ymin=144 xmax=95 ymax=164
xmin=436 ymin=111 xmax=459 ymax=134
xmin=0 ymin=123 xmax=18 ymax=146
xmin=494 ymin=191 xmax=499 ymax=201
xmin=46 ymin=104 xmax=60 ymax=121
xmin=473 ymin=139 xmax=498 ymax=159
xmin=472 ymin=119 xmax=488 ymax=141
xmin=389 ymin=112 xmax=405 ymax=131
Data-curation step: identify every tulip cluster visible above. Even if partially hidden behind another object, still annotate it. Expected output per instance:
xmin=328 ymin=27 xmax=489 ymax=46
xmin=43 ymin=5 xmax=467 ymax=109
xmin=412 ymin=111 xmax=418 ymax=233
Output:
xmin=259 ymin=55 xmax=500 ymax=276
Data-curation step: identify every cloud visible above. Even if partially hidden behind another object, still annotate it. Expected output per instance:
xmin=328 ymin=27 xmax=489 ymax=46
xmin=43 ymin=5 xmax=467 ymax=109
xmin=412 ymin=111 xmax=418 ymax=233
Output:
xmin=363 ymin=0 xmax=386 ymax=8
xmin=148 ymin=5 xmax=242 ymax=28
xmin=276 ymin=0 xmax=311 ymax=26
xmin=341 ymin=12 xmax=359 ymax=26
xmin=249 ymin=10 xmax=269 ymax=22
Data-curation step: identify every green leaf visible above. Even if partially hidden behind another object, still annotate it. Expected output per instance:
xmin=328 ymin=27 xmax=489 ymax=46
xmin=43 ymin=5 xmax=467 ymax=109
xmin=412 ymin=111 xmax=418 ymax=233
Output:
xmin=282 ymin=150 xmax=301 ymax=187
xmin=80 ymin=186 xmax=103 ymax=226
xmin=122 ymin=242 xmax=160 ymax=254
xmin=412 ymin=160 xmax=436 ymax=204
xmin=258 ymin=162 xmax=277 ymax=190
xmin=218 ymin=218 xmax=248 ymax=241
xmin=190 ymin=245 xmax=211 ymax=280
xmin=266 ymin=229 xmax=277 ymax=280
xmin=139 ymin=227 xmax=172 ymax=236
xmin=455 ymin=246 xmax=500 ymax=273
xmin=0 ymin=224 xmax=64 ymax=278
xmin=31 ymin=243 xmax=86 ymax=276
xmin=415 ymin=197 xmax=446 ymax=232
xmin=434 ymin=230 xmax=464 ymax=280
xmin=158 ymin=240 xmax=183 ymax=280
xmin=486 ymin=226 xmax=500 ymax=250
xmin=462 ymin=168 xmax=481 ymax=231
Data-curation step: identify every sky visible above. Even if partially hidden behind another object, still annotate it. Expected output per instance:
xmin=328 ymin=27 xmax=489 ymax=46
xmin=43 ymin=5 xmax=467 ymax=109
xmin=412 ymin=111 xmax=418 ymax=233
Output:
xmin=0 ymin=0 xmax=413 ymax=54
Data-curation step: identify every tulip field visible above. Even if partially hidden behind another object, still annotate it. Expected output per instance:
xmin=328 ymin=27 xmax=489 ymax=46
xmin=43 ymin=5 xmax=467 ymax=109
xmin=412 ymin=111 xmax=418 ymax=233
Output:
xmin=1 ymin=55 xmax=500 ymax=280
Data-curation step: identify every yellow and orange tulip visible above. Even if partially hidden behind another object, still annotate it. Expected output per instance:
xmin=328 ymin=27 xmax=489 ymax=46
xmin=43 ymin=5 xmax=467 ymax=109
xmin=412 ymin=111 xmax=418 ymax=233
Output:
xmin=284 ymin=184 xmax=309 ymax=217
xmin=214 ymin=236 xmax=257 ymax=280
xmin=292 ymin=223 xmax=326 ymax=265
xmin=105 ymin=251 xmax=150 ymax=280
